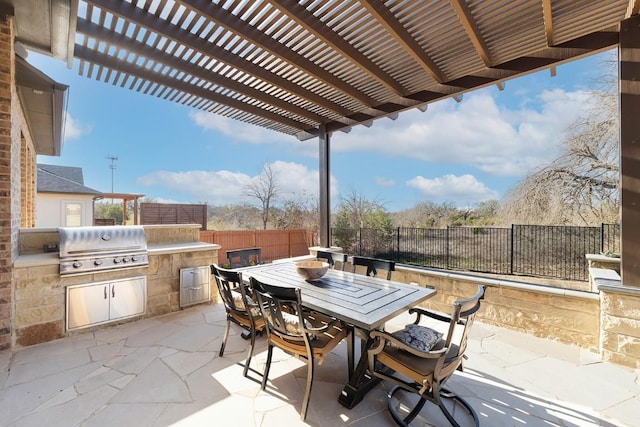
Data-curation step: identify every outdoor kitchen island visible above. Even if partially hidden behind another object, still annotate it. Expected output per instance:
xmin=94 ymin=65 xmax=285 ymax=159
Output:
xmin=12 ymin=224 xmax=220 ymax=348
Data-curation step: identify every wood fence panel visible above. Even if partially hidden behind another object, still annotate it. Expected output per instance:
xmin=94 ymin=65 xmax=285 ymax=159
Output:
xmin=141 ymin=203 xmax=207 ymax=229
xmin=200 ymin=229 xmax=315 ymax=266
xmin=94 ymin=218 xmax=116 ymax=226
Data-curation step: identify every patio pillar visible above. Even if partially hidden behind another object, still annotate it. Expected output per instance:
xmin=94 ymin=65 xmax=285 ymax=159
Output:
xmin=319 ymin=125 xmax=330 ymax=248
xmin=620 ymin=14 xmax=640 ymax=288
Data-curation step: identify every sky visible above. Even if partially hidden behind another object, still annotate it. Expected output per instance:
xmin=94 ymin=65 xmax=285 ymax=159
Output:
xmin=29 ymin=48 xmax=616 ymax=213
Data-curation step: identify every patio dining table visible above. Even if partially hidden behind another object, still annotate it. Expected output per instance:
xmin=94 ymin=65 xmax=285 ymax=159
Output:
xmin=240 ymin=260 xmax=436 ymax=409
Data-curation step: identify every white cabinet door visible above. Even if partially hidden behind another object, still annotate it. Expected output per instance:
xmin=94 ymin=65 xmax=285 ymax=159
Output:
xmin=110 ymin=277 xmax=146 ymax=321
xmin=67 ymin=283 xmax=110 ymax=330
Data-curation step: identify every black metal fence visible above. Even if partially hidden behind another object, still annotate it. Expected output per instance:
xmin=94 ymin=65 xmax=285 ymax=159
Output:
xmin=331 ymin=223 xmax=620 ymax=281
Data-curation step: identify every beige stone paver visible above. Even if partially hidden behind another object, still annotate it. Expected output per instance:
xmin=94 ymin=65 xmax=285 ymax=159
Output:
xmin=0 ymin=302 xmax=638 ymax=427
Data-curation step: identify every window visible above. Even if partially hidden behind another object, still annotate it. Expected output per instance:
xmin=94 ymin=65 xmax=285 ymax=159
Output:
xmin=65 ymin=202 xmax=82 ymax=226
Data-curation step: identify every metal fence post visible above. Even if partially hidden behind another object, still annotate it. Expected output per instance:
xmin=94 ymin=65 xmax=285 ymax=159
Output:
xmin=601 ymin=222 xmax=605 ymax=253
xmin=446 ymin=226 xmax=450 ymax=270
xmin=510 ymin=224 xmax=514 ymax=275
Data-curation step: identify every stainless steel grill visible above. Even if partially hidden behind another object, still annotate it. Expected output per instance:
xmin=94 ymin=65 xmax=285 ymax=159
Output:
xmin=58 ymin=225 xmax=149 ymax=276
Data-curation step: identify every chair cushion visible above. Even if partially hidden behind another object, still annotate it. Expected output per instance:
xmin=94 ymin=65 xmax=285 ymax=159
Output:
xmin=231 ymin=291 xmax=261 ymax=317
xmin=391 ymin=324 xmax=443 ymax=353
xmin=266 ymin=311 xmax=314 ymax=338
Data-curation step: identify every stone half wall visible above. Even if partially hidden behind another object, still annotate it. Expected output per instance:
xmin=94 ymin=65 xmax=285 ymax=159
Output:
xmin=391 ymin=266 xmax=601 ymax=352
xmin=599 ymin=286 xmax=640 ymax=368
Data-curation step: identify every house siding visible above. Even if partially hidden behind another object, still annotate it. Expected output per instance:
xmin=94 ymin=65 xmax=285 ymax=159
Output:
xmin=36 ymin=194 xmax=95 ymax=227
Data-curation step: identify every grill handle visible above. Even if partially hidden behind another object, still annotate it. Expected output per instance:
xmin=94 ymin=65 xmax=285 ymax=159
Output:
xmin=65 ymin=246 xmax=145 ymax=255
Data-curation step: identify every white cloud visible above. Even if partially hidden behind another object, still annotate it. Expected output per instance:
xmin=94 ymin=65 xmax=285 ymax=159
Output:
xmin=406 ymin=174 xmax=499 ymax=204
xmin=189 ymin=110 xmax=293 ymax=145
xmin=332 ymin=88 xmax=593 ymax=177
xmin=63 ymin=112 xmax=92 ymax=140
xmin=375 ymin=176 xmax=395 ymax=187
xmin=137 ymin=161 xmax=338 ymax=206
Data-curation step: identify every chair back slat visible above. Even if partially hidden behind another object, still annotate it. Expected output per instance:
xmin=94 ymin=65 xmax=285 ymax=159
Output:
xmin=250 ymin=277 xmax=309 ymax=344
xmin=211 ymin=264 xmax=251 ymax=313
xmin=443 ymin=285 xmax=486 ymax=364
xmin=316 ymin=250 xmax=348 ymax=271
xmin=352 ymin=255 xmax=395 ymax=280
xmin=227 ymin=247 xmax=262 ymax=268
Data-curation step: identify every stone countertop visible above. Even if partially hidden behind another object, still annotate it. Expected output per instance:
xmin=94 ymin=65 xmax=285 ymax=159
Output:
xmin=14 ymin=242 xmax=220 ymax=268
xmin=147 ymin=242 xmax=219 ymax=255
xmin=14 ymin=252 xmax=59 ymax=268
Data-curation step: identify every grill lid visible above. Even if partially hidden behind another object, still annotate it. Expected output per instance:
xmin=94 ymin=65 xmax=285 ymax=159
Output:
xmin=59 ymin=225 xmax=147 ymax=258
xmin=58 ymin=225 xmax=149 ymax=276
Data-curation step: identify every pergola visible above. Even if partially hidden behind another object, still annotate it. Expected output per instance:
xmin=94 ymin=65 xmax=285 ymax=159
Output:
xmin=12 ymin=0 xmax=640 ymax=286
xmin=97 ymin=192 xmax=146 ymax=225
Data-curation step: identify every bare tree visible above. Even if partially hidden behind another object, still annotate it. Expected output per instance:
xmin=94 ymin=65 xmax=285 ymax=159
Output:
xmin=500 ymin=59 xmax=619 ymax=225
xmin=242 ymin=163 xmax=280 ymax=229
xmin=335 ymin=188 xmax=389 ymax=228
xmin=272 ymin=191 xmax=318 ymax=230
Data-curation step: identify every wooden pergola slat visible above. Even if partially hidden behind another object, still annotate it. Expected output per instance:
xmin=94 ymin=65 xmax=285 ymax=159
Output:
xmin=71 ymin=0 xmax=634 ymax=250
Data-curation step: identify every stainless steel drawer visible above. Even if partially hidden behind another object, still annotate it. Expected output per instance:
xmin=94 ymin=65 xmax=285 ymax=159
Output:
xmin=180 ymin=266 xmax=211 ymax=307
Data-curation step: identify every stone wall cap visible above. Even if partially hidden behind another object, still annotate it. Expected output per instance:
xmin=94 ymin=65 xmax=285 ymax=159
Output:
xmin=585 ymin=253 xmax=621 ymax=262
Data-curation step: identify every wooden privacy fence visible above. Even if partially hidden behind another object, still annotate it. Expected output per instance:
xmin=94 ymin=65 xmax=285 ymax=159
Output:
xmin=141 ymin=203 xmax=207 ymax=229
xmin=200 ymin=229 xmax=316 ymax=266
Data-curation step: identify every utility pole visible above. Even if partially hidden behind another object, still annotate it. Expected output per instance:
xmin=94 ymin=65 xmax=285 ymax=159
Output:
xmin=107 ymin=155 xmax=118 ymax=203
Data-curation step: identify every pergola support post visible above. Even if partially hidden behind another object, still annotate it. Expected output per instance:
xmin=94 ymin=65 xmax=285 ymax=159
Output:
xmin=620 ymin=14 xmax=640 ymax=287
xmin=319 ymin=125 xmax=330 ymax=248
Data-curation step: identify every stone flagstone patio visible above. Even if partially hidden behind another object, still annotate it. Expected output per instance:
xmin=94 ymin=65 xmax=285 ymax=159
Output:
xmin=1 ymin=302 xmax=639 ymax=426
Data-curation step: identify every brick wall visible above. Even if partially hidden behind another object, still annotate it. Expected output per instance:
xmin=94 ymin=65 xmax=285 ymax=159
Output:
xmin=20 ymin=136 xmax=35 ymax=228
xmin=0 ymin=11 xmax=14 ymax=351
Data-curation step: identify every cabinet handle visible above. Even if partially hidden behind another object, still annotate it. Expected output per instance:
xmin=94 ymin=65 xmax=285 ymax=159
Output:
xmin=190 ymin=286 xmax=202 ymax=291
xmin=112 ymin=286 xmax=116 ymax=298
xmin=104 ymin=286 xmax=107 ymax=299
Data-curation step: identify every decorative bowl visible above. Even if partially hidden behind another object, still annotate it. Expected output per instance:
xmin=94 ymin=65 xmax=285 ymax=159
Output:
xmin=295 ymin=260 xmax=330 ymax=281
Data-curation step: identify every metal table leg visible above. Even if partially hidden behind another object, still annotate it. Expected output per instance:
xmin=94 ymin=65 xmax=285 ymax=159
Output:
xmin=338 ymin=335 xmax=381 ymax=409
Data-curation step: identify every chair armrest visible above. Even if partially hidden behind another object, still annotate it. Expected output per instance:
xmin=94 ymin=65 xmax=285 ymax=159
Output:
xmin=303 ymin=310 xmax=345 ymax=333
xmin=370 ymin=330 xmax=446 ymax=359
xmin=408 ymin=307 xmax=451 ymax=324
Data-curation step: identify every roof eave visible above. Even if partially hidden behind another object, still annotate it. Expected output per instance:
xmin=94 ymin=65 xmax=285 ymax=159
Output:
xmin=16 ymin=56 xmax=69 ymax=156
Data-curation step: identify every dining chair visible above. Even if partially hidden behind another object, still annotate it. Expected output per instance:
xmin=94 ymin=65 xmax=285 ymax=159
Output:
xmin=367 ymin=285 xmax=486 ymax=427
xmin=226 ymin=247 xmax=262 ymax=268
xmin=210 ymin=264 xmax=264 ymax=377
xmin=249 ymin=276 xmax=350 ymax=421
xmin=352 ymin=255 xmax=395 ymax=280
xmin=315 ymin=250 xmax=348 ymax=271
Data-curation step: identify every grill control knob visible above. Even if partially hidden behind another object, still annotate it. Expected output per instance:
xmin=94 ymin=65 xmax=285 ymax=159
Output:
xmin=94 ymin=259 xmax=103 ymax=266
xmin=114 ymin=257 xmax=123 ymax=263
xmin=73 ymin=261 xmax=82 ymax=268
xmin=123 ymin=257 xmax=131 ymax=263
